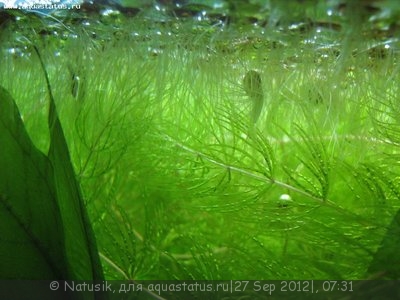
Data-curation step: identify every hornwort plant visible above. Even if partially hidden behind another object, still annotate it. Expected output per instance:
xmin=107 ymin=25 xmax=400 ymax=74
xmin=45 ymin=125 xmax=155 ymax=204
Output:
xmin=0 ymin=3 xmax=399 ymax=283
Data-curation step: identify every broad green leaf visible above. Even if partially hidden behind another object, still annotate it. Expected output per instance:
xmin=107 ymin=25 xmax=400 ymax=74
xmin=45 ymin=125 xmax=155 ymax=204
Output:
xmin=47 ymin=76 xmax=104 ymax=281
xmin=0 ymin=71 xmax=104 ymax=287
xmin=0 ymin=86 xmax=69 ymax=279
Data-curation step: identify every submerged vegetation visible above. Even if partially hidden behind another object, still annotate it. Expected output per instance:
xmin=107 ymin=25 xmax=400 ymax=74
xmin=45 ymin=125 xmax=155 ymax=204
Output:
xmin=0 ymin=0 xmax=400 ymax=283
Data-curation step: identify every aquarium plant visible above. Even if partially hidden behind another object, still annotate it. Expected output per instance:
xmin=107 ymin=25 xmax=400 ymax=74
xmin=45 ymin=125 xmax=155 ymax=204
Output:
xmin=0 ymin=0 xmax=399 ymax=290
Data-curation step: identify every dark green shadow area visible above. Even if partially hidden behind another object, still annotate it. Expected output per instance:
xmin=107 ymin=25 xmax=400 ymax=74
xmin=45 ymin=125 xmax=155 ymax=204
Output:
xmin=0 ymin=79 xmax=104 ymax=298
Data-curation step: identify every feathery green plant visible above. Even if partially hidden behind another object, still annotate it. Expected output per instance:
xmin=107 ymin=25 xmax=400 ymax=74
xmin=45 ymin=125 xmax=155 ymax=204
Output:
xmin=0 ymin=5 xmax=399 ymax=283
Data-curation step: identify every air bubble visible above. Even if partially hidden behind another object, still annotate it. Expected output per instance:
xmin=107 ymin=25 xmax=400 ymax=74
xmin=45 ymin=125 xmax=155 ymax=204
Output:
xmin=278 ymin=194 xmax=293 ymax=208
xmin=279 ymin=194 xmax=292 ymax=201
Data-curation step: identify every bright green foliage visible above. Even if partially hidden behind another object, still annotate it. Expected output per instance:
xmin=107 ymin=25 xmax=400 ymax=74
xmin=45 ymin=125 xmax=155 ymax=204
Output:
xmin=1 ymin=3 xmax=400 ymax=282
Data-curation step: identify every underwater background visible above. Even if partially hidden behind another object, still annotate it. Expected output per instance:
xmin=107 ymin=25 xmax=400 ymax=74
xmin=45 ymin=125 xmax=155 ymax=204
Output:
xmin=0 ymin=1 xmax=399 ymax=298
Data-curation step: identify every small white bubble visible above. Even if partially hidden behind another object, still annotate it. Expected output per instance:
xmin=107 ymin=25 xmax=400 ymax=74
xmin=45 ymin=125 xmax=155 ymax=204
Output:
xmin=279 ymin=194 xmax=292 ymax=201
xmin=278 ymin=194 xmax=292 ymax=208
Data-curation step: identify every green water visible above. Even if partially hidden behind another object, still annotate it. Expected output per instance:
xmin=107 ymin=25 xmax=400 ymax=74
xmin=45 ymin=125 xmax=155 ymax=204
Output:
xmin=0 ymin=0 xmax=399 ymax=290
